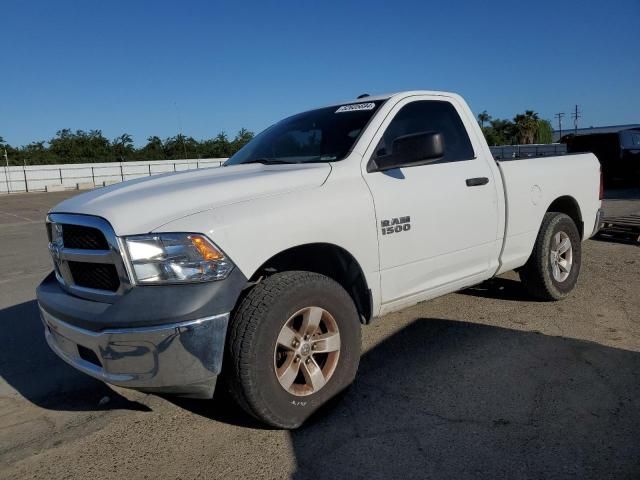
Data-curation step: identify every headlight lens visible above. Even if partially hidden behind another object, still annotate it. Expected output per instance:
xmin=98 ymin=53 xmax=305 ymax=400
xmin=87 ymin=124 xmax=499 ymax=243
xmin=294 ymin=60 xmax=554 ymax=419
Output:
xmin=124 ymin=233 xmax=233 ymax=284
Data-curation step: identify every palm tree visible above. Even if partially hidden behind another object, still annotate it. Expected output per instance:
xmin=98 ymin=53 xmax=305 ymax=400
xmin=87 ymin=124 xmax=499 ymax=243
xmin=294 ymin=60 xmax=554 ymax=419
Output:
xmin=114 ymin=133 xmax=133 ymax=149
xmin=477 ymin=110 xmax=491 ymax=129
xmin=113 ymin=133 xmax=134 ymax=161
xmin=514 ymin=111 xmax=539 ymax=144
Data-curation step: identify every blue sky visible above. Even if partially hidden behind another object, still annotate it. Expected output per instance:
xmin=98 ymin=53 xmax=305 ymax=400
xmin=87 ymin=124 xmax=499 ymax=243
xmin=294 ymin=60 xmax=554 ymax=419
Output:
xmin=2 ymin=0 xmax=639 ymax=147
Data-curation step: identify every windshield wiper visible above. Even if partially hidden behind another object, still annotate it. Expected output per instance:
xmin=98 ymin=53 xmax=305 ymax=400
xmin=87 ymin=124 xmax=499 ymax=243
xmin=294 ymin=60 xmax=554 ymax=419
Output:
xmin=241 ymin=158 xmax=298 ymax=165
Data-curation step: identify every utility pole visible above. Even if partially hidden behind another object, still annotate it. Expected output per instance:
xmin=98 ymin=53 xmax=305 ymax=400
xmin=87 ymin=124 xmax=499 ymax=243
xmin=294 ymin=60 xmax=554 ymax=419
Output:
xmin=174 ymin=101 xmax=188 ymax=160
xmin=571 ymin=105 xmax=581 ymax=135
xmin=554 ymin=112 xmax=565 ymax=140
xmin=3 ymin=148 xmax=9 ymax=193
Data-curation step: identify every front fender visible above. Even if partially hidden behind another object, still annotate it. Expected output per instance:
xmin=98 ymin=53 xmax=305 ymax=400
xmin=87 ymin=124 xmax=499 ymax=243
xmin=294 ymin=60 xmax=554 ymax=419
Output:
xmin=156 ymin=175 xmax=381 ymax=315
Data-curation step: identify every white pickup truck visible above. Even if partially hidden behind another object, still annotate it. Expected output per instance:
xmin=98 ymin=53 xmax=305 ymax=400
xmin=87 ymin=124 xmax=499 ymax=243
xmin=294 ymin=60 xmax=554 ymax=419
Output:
xmin=37 ymin=91 xmax=603 ymax=428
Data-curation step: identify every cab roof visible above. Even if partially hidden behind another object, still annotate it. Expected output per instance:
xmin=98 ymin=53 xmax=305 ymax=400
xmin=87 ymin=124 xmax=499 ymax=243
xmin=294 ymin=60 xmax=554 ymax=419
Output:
xmin=327 ymin=90 xmax=458 ymax=108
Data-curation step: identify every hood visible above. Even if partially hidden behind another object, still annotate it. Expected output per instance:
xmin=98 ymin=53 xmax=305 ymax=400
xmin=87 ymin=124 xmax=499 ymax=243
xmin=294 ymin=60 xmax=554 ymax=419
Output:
xmin=51 ymin=163 xmax=331 ymax=235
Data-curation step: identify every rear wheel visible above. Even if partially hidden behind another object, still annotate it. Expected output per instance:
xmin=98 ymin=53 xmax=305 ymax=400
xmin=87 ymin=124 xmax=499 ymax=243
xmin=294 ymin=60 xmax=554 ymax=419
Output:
xmin=224 ymin=271 xmax=361 ymax=429
xmin=520 ymin=212 xmax=582 ymax=301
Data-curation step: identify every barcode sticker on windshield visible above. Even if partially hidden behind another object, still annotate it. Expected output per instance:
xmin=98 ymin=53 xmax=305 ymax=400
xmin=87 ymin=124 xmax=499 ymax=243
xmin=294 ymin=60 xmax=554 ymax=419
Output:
xmin=335 ymin=103 xmax=375 ymax=113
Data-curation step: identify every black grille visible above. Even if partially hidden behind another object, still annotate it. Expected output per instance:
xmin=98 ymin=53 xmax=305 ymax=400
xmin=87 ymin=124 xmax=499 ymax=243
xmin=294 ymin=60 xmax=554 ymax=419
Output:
xmin=68 ymin=261 xmax=120 ymax=292
xmin=62 ymin=224 xmax=109 ymax=250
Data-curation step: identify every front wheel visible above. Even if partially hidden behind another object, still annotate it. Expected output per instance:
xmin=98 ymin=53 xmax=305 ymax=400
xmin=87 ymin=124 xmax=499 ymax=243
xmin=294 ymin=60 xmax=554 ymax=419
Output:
xmin=224 ymin=271 xmax=361 ymax=429
xmin=520 ymin=212 xmax=582 ymax=301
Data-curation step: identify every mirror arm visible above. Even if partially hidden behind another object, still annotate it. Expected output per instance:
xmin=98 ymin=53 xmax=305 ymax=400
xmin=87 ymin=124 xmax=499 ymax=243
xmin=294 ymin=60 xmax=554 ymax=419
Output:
xmin=366 ymin=158 xmax=381 ymax=173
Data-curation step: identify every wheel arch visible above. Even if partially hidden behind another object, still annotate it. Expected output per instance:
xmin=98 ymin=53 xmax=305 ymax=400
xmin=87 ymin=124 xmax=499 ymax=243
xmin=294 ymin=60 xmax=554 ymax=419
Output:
xmin=546 ymin=195 xmax=583 ymax=238
xmin=244 ymin=243 xmax=373 ymax=324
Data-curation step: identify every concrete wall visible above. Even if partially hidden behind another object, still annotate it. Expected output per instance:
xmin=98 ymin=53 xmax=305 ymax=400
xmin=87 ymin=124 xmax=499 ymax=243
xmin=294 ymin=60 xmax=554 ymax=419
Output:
xmin=0 ymin=158 xmax=227 ymax=193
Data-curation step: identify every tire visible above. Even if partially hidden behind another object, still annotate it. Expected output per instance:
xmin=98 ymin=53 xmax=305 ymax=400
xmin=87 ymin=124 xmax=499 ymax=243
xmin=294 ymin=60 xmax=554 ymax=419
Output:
xmin=520 ymin=212 xmax=582 ymax=301
xmin=224 ymin=271 xmax=361 ymax=429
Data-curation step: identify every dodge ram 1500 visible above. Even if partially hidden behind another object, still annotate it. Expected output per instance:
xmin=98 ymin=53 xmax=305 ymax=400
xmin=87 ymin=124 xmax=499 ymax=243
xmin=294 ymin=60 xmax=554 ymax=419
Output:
xmin=37 ymin=91 xmax=603 ymax=428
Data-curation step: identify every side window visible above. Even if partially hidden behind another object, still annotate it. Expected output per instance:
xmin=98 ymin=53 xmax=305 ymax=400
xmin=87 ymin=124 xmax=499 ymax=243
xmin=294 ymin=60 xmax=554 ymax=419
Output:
xmin=374 ymin=100 xmax=475 ymax=165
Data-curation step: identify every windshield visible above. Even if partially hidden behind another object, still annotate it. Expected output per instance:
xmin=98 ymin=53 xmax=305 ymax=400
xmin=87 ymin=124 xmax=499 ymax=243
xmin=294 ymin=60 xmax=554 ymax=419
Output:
xmin=225 ymin=100 xmax=385 ymax=165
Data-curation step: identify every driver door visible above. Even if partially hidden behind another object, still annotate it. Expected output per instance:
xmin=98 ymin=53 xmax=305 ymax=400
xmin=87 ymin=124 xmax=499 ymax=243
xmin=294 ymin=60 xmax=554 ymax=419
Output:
xmin=362 ymin=96 xmax=499 ymax=309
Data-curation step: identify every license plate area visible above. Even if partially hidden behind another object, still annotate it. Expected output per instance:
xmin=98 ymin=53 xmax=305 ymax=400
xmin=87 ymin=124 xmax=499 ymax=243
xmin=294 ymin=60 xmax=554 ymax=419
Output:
xmin=47 ymin=324 xmax=80 ymax=359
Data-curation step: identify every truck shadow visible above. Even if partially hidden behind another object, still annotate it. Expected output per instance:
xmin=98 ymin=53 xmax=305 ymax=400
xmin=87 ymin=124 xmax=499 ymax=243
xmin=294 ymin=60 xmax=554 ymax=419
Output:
xmin=173 ymin=316 xmax=640 ymax=478
xmin=287 ymin=319 xmax=640 ymax=479
xmin=460 ymin=277 xmax=534 ymax=302
xmin=3 ymin=299 xmax=639 ymax=478
xmin=0 ymin=300 xmax=149 ymax=412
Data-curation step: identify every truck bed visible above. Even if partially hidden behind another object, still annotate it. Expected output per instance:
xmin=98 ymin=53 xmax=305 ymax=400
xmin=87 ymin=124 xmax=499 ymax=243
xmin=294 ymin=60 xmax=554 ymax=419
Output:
xmin=491 ymin=144 xmax=567 ymax=160
xmin=495 ymin=152 xmax=601 ymax=274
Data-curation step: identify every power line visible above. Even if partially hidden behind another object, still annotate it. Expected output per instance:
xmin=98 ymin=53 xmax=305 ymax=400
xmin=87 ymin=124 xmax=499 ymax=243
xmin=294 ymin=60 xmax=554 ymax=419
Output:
xmin=571 ymin=105 xmax=581 ymax=135
xmin=174 ymin=101 xmax=188 ymax=159
xmin=554 ymin=112 xmax=565 ymax=139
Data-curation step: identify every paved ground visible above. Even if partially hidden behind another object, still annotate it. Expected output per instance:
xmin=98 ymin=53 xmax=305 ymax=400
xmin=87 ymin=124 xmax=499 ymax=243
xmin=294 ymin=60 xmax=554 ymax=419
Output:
xmin=0 ymin=189 xmax=639 ymax=479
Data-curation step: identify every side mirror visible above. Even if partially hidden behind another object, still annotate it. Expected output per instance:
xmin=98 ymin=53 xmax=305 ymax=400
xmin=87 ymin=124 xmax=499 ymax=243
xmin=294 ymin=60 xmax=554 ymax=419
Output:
xmin=368 ymin=131 xmax=445 ymax=172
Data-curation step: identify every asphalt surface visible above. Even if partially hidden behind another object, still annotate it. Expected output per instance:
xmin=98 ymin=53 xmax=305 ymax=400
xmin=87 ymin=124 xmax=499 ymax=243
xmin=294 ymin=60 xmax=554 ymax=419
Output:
xmin=0 ymin=189 xmax=639 ymax=479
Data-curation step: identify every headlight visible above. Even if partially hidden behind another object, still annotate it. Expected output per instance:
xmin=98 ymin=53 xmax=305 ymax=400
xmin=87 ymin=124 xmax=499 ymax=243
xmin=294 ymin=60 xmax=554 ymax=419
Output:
xmin=124 ymin=233 xmax=233 ymax=284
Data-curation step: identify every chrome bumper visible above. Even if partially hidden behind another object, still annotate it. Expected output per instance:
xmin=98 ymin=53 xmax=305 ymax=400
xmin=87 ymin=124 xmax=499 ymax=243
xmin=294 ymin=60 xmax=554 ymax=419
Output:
xmin=40 ymin=307 xmax=229 ymax=399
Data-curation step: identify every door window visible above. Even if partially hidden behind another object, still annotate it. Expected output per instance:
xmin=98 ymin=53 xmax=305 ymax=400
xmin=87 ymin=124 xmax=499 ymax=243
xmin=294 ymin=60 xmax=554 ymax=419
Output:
xmin=373 ymin=100 xmax=475 ymax=166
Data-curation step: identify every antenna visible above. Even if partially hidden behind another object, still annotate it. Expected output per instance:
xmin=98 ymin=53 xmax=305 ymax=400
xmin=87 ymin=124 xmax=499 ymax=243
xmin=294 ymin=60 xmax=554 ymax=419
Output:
xmin=357 ymin=93 xmax=370 ymax=99
xmin=554 ymin=112 xmax=565 ymax=139
xmin=571 ymin=105 xmax=581 ymax=135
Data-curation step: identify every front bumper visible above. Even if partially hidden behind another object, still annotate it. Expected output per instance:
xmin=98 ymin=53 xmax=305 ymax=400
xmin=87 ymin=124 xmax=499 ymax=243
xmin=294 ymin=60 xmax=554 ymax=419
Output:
xmin=40 ymin=306 xmax=229 ymax=398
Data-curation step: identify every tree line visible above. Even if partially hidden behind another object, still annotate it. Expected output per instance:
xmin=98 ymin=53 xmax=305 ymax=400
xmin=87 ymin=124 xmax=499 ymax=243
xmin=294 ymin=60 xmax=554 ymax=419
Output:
xmin=477 ymin=110 xmax=553 ymax=146
xmin=0 ymin=129 xmax=254 ymax=166
xmin=1 ymin=109 xmax=554 ymax=166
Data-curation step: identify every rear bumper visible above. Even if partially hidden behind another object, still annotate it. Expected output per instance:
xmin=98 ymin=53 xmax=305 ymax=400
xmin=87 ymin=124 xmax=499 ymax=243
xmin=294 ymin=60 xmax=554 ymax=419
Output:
xmin=591 ymin=208 xmax=604 ymax=238
xmin=40 ymin=306 xmax=229 ymax=398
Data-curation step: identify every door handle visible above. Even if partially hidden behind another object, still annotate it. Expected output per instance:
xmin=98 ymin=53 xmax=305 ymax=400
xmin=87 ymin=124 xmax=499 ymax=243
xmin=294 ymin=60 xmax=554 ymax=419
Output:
xmin=466 ymin=177 xmax=489 ymax=187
